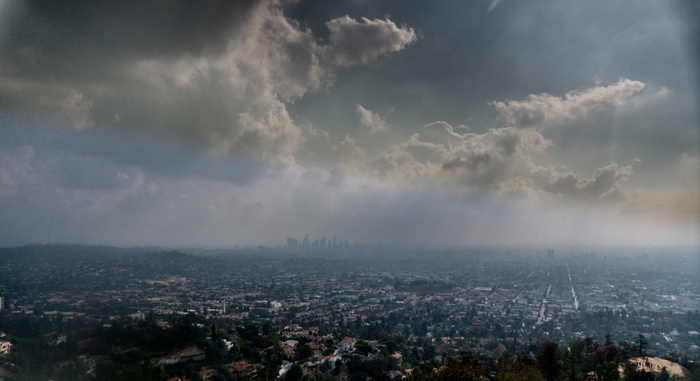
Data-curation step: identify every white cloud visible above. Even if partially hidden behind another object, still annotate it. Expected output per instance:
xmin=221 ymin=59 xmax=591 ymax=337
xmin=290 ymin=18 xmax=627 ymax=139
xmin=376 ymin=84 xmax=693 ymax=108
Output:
xmin=492 ymin=78 xmax=645 ymax=129
xmin=531 ymin=162 xmax=635 ymax=201
xmin=359 ymin=80 xmax=648 ymax=204
xmin=356 ymin=104 xmax=388 ymax=134
xmin=370 ymin=122 xmax=550 ymax=191
xmin=332 ymin=135 xmax=368 ymax=167
xmin=324 ymin=16 xmax=417 ymax=67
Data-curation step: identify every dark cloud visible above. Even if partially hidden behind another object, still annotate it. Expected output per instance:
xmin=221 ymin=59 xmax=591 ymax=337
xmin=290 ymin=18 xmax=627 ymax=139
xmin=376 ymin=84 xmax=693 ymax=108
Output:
xmin=0 ymin=0 xmax=697 ymax=247
xmin=0 ymin=0 xmax=312 ymax=161
xmin=0 ymin=0 xmax=417 ymax=168
xmin=0 ymin=0 xmax=261 ymax=79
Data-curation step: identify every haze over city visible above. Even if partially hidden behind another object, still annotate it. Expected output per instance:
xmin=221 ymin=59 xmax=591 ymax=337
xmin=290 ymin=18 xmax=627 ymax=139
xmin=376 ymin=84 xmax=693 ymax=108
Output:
xmin=0 ymin=0 xmax=698 ymax=247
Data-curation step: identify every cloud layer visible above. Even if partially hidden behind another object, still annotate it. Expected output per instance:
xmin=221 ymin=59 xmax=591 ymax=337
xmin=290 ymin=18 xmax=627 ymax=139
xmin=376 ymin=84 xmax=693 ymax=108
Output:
xmin=330 ymin=81 xmax=644 ymax=208
xmin=0 ymin=0 xmax=415 ymax=165
xmin=0 ymin=1 xmax=697 ymax=247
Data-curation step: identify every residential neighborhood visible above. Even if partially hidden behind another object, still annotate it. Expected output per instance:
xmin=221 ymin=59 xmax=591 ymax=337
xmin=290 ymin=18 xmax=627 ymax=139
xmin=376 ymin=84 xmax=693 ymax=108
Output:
xmin=0 ymin=245 xmax=698 ymax=380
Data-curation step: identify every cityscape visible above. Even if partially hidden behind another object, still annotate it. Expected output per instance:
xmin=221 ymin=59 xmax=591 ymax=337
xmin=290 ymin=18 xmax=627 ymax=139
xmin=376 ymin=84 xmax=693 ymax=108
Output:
xmin=0 ymin=244 xmax=698 ymax=380
xmin=0 ymin=0 xmax=698 ymax=380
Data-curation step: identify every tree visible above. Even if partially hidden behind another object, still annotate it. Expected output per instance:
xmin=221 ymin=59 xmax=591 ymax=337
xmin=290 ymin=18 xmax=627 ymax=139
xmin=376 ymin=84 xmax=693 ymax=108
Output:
xmin=355 ymin=340 xmax=373 ymax=356
xmin=563 ymin=351 xmax=582 ymax=381
xmin=347 ymin=357 xmax=392 ymax=381
xmin=596 ymin=362 xmax=621 ymax=381
xmin=350 ymin=371 xmax=370 ymax=381
xmin=635 ymin=334 xmax=647 ymax=357
xmin=537 ymin=341 xmax=562 ymax=381
xmin=407 ymin=362 xmax=434 ymax=381
xmin=604 ymin=334 xmax=613 ymax=347
xmin=563 ymin=340 xmax=586 ymax=381
xmin=257 ymin=365 xmax=277 ymax=381
xmin=497 ymin=357 xmax=545 ymax=381
xmin=434 ymin=351 xmax=489 ymax=381
xmin=294 ymin=343 xmax=314 ymax=361
xmin=285 ymin=364 xmax=304 ymax=381
xmin=206 ymin=339 xmax=230 ymax=364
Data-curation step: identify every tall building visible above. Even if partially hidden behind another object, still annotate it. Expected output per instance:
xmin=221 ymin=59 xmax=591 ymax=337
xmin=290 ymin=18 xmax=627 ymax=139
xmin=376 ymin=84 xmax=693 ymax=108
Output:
xmin=0 ymin=296 xmax=3 ymax=311
xmin=302 ymin=234 xmax=310 ymax=249
xmin=547 ymin=249 xmax=554 ymax=259
xmin=287 ymin=237 xmax=299 ymax=250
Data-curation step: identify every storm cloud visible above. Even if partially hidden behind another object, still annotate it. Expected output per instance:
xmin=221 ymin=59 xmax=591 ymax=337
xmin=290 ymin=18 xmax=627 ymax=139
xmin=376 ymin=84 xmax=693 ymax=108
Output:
xmin=0 ymin=0 xmax=415 ymax=164
xmin=0 ymin=0 xmax=697 ymax=247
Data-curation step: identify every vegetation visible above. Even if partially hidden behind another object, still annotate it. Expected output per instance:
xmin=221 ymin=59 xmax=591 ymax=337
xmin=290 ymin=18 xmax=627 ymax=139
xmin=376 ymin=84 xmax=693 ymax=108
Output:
xmin=1 ymin=310 xmax=697 ymax=381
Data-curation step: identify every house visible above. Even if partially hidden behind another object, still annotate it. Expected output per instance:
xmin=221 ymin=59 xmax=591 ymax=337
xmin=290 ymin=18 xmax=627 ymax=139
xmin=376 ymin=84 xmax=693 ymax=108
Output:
xmin=309 ymin=342 xmax=326 ymax=351
xmin=390 ymin=353 xmax=403 ymax=369
xmin=177 ymin=348 xmax=206 ymax=362
xmin=279 ymin=342 xmax=295 ymax=356
xmin=339 ymin=337 xmax=356 ymax=352
xmin=325 ymin=353 xmax=343 ymax=365
xmin=278 ymin=361 xmax=292 ymax=378
xmin=0 ymin=341 xmax=11 ymax=356
xmin=222 ymin=338 xmax=234 ymax=351
xmin=228 ymin=361 xmax=254 ymax=376
xmin=151 ymin=347 xmax=206 ymax=366
xmin=198 ymin=368 xmax=217 ymax=379
xmin=151 ymin=355 xmax=179 ymax=366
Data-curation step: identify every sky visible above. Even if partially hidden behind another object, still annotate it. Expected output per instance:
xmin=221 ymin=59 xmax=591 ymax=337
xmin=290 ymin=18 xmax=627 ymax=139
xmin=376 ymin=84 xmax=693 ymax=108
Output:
xmin=0 ymin=0 xmax=698 ymax=248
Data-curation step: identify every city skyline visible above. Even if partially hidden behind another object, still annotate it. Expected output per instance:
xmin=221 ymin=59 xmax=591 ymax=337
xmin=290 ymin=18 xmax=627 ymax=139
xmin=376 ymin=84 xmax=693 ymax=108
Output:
xmin=0 ymin=1 xmax=698 ymax=247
